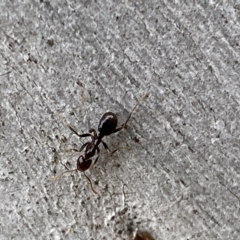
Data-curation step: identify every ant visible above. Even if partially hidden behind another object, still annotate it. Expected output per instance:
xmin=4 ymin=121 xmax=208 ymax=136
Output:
xmin=50 ymin=93 xmax=149 ymax=194
xmin=133 ymin=230 xmax=155 ymax=240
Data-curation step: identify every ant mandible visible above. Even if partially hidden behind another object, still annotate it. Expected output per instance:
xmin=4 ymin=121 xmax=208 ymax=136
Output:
xmin=51 ymin=93 xmax=149 ymax=194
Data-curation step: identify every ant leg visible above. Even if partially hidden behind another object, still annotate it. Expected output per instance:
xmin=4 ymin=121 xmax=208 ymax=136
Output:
xmin=112 ymin=93 xmax=149 ymax=133
xmin=111 ymin=125 xmax=125 ymax=134
xmin=93 ymin=147 xmax=100 ymax=166
xmin=68 ymin=125 xmax=92 ymax=138
xmin=100 ymin=141 xmax=129 ymax=157
xmin=65 ymin=141 xmax=89 ymax=153
xmin=78 ymin=142 xmax=89 ymax=152
xmin=66 ymin=142 xmax=89 ymax=153
xmin=101 ymin=140 xmax=111 ymax=152
xmin=110 ymin=146 xmax=131 ymax=156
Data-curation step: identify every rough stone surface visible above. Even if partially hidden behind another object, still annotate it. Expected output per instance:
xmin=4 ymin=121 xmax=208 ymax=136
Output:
xmin=0 ymin=1 xmax=240 ymax=240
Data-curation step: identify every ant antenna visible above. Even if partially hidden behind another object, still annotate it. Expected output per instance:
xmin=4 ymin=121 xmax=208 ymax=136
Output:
xmin=123 ymin=92 xmax=149 ymax=127
xmin=49 ymin=168 xmax=77 ymax=181
xmin=83 ymin=172 xmax=98 ymax=194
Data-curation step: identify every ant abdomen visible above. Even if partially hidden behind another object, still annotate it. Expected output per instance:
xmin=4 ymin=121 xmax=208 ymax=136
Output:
xmin=98 ymin=112 xmax=118 ymax=136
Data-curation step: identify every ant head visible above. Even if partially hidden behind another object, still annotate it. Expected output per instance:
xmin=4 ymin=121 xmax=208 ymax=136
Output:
xmin=77 ymin=156 xmax=92 ymax=172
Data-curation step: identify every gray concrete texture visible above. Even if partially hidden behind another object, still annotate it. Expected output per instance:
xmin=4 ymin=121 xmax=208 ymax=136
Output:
xmin=0 ymin=1 xmax=239 ymax=240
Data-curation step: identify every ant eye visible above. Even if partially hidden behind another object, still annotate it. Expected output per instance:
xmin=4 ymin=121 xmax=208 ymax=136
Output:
xmin=77 ymin=156 xmax=92 ymax=172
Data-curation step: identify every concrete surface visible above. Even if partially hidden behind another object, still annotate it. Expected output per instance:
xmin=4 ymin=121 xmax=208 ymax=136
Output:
xmin=0 ymin=1 xmax=240 ymax=240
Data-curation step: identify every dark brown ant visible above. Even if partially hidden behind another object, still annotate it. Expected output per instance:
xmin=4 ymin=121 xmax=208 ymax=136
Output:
xmin=133 ymin=230 xmax=155 ymax=240
xmin=50 ymin=93 xmax=149 ymax=194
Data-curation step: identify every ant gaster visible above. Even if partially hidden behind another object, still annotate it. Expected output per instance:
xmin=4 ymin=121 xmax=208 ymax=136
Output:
xmin=51 ymin=93 xmax=149 ymax=194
